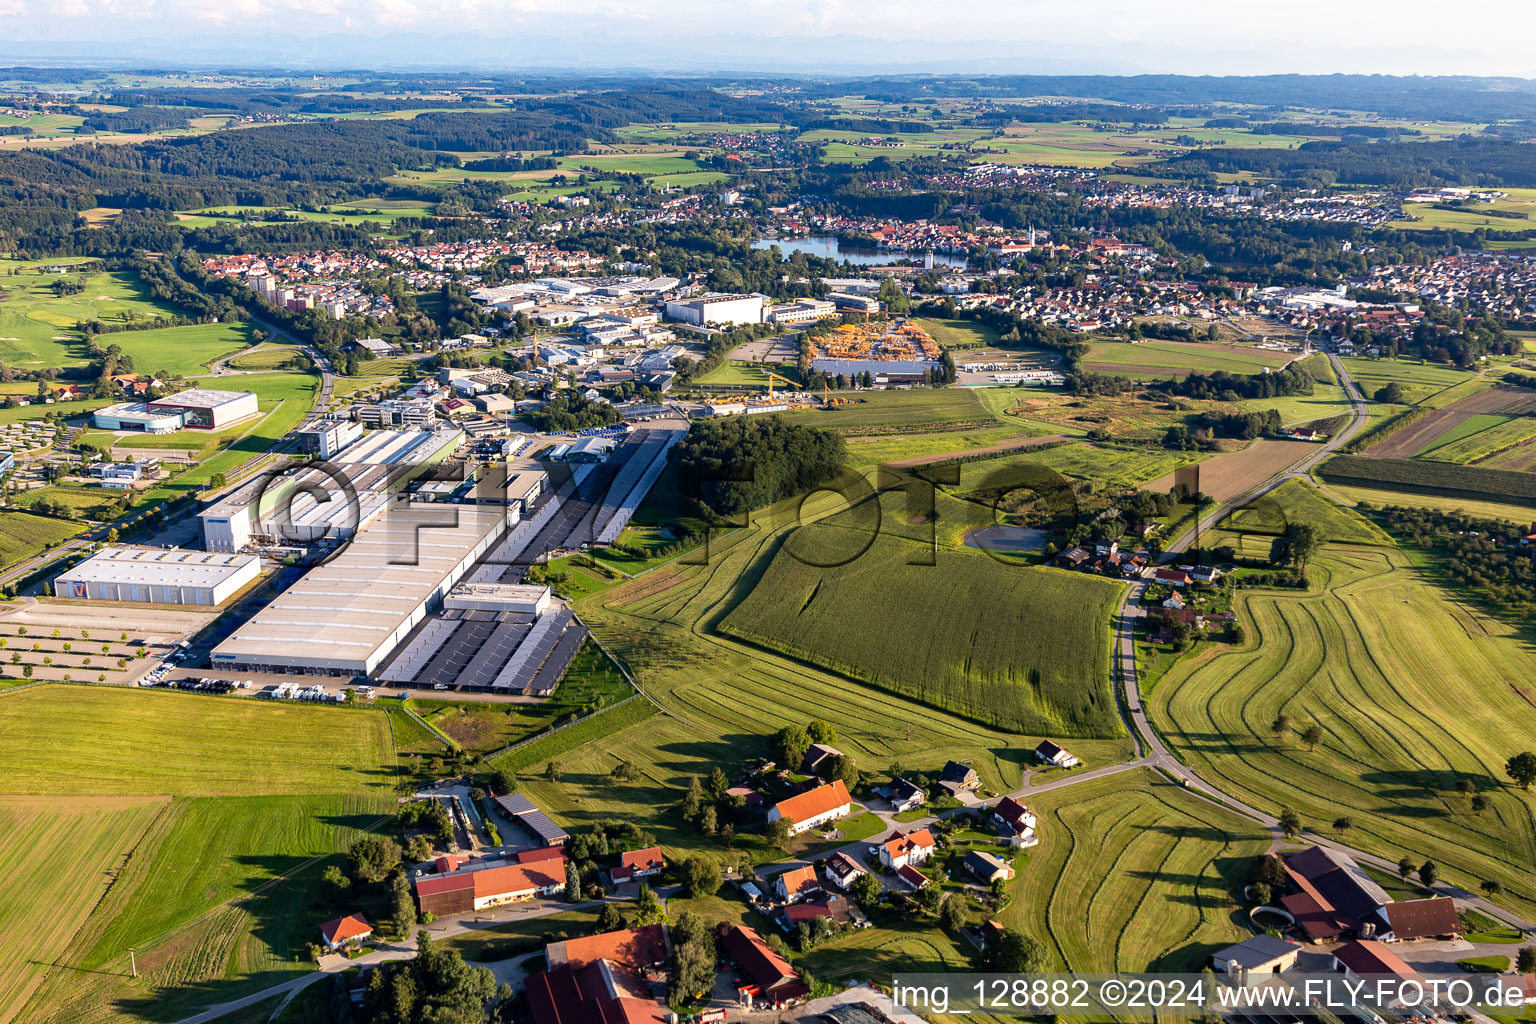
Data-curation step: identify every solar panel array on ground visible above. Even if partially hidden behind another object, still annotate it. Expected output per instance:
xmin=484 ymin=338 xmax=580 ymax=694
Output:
xmin=489 ymin=609 xmax=574 ymax=691
xmin=453 ymin=619 xmax=537 ymax=689
xmin=595 ymin=428 xmax=684 ymax=544
xmin=525 ymin=620 xmax=590 ymax=696
xmin=469 ymin=496 xmax=565 ymax=584
xmin=378 ymin=618 xmax=464 ymax=682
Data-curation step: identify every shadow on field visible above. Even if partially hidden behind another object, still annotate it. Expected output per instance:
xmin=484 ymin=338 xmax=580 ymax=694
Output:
xmin=654 ymin=734 xmax=764 ymax=780
xmin=1359 ymin=767 xmax=1499 ymax=796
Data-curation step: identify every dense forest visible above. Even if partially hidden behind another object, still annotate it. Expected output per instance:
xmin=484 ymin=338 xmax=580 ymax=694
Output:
xmin=672 ymin=417 xmax=847 ymax=517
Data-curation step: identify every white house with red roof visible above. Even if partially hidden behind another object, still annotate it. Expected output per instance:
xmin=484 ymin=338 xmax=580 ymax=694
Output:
xmin=992 ymin=796 xmax=1039 ymax=846
xmin=766 ymin=780 xmax=852 ymax=836
xmin=319 ymin=913 xmax=373 ymax=950
xmin=878 ymin=828 xmax=936 ymax=871
xmin=611 ymin=846 xmax=666 ymax=884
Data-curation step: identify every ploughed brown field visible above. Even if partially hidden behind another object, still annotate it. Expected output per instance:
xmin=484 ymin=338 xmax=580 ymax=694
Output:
xmin=1145 ymin=439 xmax=1320 ymax=503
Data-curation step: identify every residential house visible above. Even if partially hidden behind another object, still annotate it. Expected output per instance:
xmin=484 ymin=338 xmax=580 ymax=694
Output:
xmin=1162 ymin=592 xmax=1185 ymax=611
xmin=896 ymin=865 xmax=930 ymax=890
xmin=886 ymin=777 xmax=926 ymax=813
xmin=1154 ymin=568 xmax=1192 ymax=587
xmin=547 ymin=924 xmax=671 ymax=970
xmin=766 ymin=780 xmax=852 ymax=836
xmin=938 ymin=761 xmax=980 ymax=795
xmin=611 ymin=846 xmax=666 ymax=884
xmin=720 ymin=924 xmax=809 ymax=1008
xmin=774 ymin=864 xmax=821 ymax=903
xmin=1191 ymin=566 xmax=1222 ymax=584
xmin=1035 ymin=740 xmax=1080 ymax=768
xmin=319 ymin=913 xmax=373 ymax=950
xmin=964 ymin=850 xmax=1015 ymax=885
xmin=879 ymin=828 xmax=936 ymax=871
xmin=992 ymin=797 xmax=1038 ymax=845
xmin=414 ymin=853 xmax=568 ymax=916
xmin=1211 ymin=935 xmax=1300 ymax=983
xmin=784 ymin=896 xmax=853 ymax=928
xmin=825 ymin=852 xmax=865 ymax=890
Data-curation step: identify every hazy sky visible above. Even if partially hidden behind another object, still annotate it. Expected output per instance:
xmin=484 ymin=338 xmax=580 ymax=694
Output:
xmin=7 ymin=0 xmax=1536 ymax=76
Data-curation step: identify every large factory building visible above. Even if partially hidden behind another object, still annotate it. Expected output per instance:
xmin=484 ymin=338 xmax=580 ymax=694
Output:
xmin=200 ymin=427 xmax=461 ymax=552
xmin=55 ymin=547 xmax=260 ymax=605
xmin=209 ymin=503 xmax=513 ymax=676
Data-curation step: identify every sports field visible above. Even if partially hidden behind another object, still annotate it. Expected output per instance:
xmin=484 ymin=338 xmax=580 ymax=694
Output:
xmin=1083 ymin=339 xmax=1294 ymax=378
xmin=0 ymin=685 xmax=400 ymax=1024
xmin=1150 ymin=547 xmax=1536 ymax=918
xmin=1004 ymin=770 xmax=1269 ymax=971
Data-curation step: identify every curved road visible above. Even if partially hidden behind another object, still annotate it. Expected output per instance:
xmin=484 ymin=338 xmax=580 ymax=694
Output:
xmin=1113 ymin=352 xmax=1535 ymax=934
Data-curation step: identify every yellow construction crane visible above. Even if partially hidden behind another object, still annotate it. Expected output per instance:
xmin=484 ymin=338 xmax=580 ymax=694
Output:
xmin=764 ymin=371 xmax=799 ymax=400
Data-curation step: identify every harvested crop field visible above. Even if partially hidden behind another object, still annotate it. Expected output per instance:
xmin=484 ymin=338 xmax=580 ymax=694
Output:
xmin=1481 ymin=439 xmax=1536 ymax=472
xmin=1363 ymin=385 xmax=1536 ymax=460
xmin=1145 ymin=439 xmax=1320 ymax=502
xmin=883 ymin=433 xmax=1066 ymax=468
xmin=0 ymin=795 xmax=171 ymax=1023
xmin=1084 ymin=339 xmax=1294 ymax=378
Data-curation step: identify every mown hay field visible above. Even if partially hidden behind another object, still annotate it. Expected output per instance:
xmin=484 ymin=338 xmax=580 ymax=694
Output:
xmin=0 ymin=686 xmax=394 ymax=796
xmin=1003 ymin=771 xmax=1268 ymax=972
xmin=717 ymin=517 xmax=1123 ymax=737
xmin=1145 ymin=439 xmax=1320 ymax=503
xmin=0 ymin=686 xmax=401 ymax=1024
xmin=0 ymin=795 xmax=171 ymax=1023
xmin=1149 ymin=548 xmax=1536 ymax=919
xmin=1223 ymin=478 xmax=1392 ymax=545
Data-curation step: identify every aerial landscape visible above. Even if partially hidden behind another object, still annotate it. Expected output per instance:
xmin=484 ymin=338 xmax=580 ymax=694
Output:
xmin=5 ymin=4 xmax=1536 ymax=1024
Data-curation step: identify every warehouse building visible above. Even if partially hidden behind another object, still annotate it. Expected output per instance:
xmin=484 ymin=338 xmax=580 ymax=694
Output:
xmin=200 ymin=428 xmax=461 ymax=552
xmin=664 ymin=292 xmax=763 ymax=326
xmin=148 ymin=389 xmax=260 ymax=429
xmin=56 ymin=546 xmax=260 ymax=605
xmin=209 ymin=503 xmax=513 ymax=676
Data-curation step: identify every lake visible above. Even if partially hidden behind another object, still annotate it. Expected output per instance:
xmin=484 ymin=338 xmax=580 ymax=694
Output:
xmin=752 ymin=235 xmax=967 ymax=269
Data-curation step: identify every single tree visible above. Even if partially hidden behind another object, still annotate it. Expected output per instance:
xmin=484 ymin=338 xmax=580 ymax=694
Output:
xmin=1518 ymin=946 xmax=1536 ymax=975
xmin=764 ymin=817 xmax=793 ymax=851
xmin=1333 ymin=816 xmax=1353 ymax=831
xmin=1250 ymin=882 xmax=1272 ymax=906
xmin=1419 ymin=861 xmax=1439 ymax=888
xmin=1300 ymin=724 xmax=1324 ymax=751
xmin=850 ymin=871 xmax=883 ymax=908
xmin=1398 ymin=856 xmax=1415 ymax=879
xmin=1271 ymin=713 xmax=1292 ymax=737
xmin=699 ymin=804 xmax=718 ymax=836
xmin=1506 ymin=752 xmax=1536 ymax=790
xmin=1278 ymin=807 xmax=1302 ymax=837
xmin=1482 ymin=880 xmax=1504 ymax=896
xmin=596 ymin=902 xmax=625 ymax=933
xmin=939 ymin=892 xmax=967 ymax=933
xmin=683 ymin=854 xmax=722 ymax=898
xmin=986 ymin=929 xmax=1051 ymax=973
xmin=1472 ymin=794 xmax=1489 ymax=814
xmin=634 ymin=885 xmax=667 ymax=926
xmin=566 ymin=860 xmax=582 ymax=903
